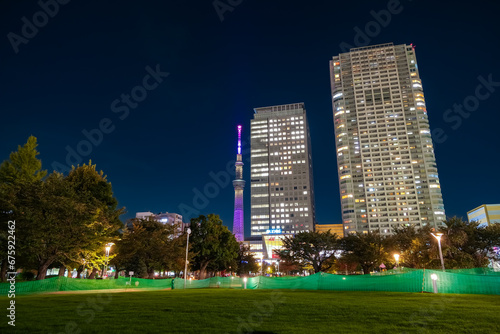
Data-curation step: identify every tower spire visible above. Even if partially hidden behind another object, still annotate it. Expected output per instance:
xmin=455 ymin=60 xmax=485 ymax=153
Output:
xmin=232 ymin=125 xmax=245 ymax=242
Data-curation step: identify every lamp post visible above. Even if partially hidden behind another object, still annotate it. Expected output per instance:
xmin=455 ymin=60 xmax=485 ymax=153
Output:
xmin=184 ymin=228 xmax=191 ymax=289
xmin=103 ymin=243 xmax=114 ymax=278
xmin=431 ymin=232 xmax=445 ymax=271
xmin=394 ymin=254 xmax=400 ymax=269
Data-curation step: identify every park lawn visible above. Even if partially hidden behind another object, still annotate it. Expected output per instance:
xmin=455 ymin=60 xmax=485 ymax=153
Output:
xmin=1 ymin=289 xmax=499 ymax=333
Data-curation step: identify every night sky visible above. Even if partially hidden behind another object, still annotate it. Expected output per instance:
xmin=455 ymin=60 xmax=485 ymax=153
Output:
xmin=1 ymin=0 xmax=499 ymax=236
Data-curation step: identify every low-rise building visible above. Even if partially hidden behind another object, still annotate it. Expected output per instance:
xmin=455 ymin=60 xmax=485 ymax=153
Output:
xmin=135 ymin=211 xmax=186 ymax=233
xmin=467 ymin=204 xmax=500 ymax=227
xmin=315 ymin=223 xmax=344 ymax=237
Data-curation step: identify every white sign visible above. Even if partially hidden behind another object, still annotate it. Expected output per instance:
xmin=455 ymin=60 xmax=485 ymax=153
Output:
xmin=129 ymin=271 xmax=134 ymax=276
xmin=266 ymin=229 xmax=282 ymax=234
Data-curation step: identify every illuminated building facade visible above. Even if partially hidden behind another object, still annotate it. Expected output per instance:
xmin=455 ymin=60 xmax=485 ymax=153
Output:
xmin=232 ymin=125 xmax=245 ymax=242
xmin=134 ymin=211 xmax=185 ymax=234
xmin=250 ymin=103 xmax=316 ymax=237
xmin=315 ymin=223 xmax=344 ymax=237
xmin=135 ymin=211 xmax=183 ymax=225
xmin=330 ymin=43 xmax=445 ymax=235
xmin=467 ymin=204 xmax=500 ymax=227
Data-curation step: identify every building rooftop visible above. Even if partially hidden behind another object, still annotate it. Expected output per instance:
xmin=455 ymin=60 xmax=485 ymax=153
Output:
xmin=254 ymin=103 xmax=304 ymax=114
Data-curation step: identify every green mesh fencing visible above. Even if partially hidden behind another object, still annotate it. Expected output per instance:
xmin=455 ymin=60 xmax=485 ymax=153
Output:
xmin=0 ymin=277 xmax=172 ymax=296
xmin=3 ymin=269 xmax=499 ymax=295
xmin=173 ymin=269 xmax=500 ymax=295
xmin=444 ymin=268 xmax=500 ymax=276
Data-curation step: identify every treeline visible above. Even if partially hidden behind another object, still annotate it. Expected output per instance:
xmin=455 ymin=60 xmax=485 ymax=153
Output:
xmin=0 ymin=137 xmax=124 ymax=280
xmin=277 ymin=219 xmax=500 ymax=275
xmin=113 ymin=214 xmax=258 ymax=279
xmin=0 ymin=137 xmax=256 ymax=281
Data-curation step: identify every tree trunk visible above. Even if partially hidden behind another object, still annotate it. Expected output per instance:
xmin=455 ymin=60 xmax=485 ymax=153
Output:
xmin=114 ymin=269 xmax=119 ymax=279
xmin=88 ymin=268 xmax=98 ymax=279
xmin=36 ymin=262 xmax=51 ymax=280
xmin=147 ymin=268 xmax=155 ymax=279
xmin=362 ymin=266 xmax=371 ymax=275
xmin=0 ymin=259 xmax=7 ymax=283
xmin=76 ymin=267 xmax=83 ymax=278
xmin=58 ymin=265 xmax=66 ymax=277
xmin=199 ymin=262 xmax=209 ymax=280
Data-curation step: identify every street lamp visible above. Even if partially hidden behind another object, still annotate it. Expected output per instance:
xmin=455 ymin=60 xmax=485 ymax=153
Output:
xmin=103 ymin=243 xmax=114 ymax=278
xmin=394 ymin=254 xmax=400 ymax=269
xmin=431 ymin=232 xmax=445 ymax=271
xmin=184 ymin=228 xmax=191 ymax=289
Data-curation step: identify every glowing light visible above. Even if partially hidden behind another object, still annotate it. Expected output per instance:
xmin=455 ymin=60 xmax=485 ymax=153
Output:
xmin=237 ymin=125 xmax=242 ymax=154
xmin=431 ymin=274 xmax=438 ymax=281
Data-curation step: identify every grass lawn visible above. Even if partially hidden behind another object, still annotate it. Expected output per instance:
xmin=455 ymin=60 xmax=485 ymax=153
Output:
xmin=1 ymin=289 xmax=499 ymax=333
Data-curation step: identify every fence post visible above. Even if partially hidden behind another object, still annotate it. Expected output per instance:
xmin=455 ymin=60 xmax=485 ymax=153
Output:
xmin=421 ymin=268 xmax=425 ymax=293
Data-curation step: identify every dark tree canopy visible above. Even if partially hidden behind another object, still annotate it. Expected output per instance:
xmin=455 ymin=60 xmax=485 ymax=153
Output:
xmin=189 ymin=214 xmax=239 ymax=279
xmin=276 ymin=230 xmax=341 ymax=273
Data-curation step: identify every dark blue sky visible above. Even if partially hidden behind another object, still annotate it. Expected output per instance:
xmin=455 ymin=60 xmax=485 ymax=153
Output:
xmin=1 ymin=0 xmax=499 ymax=236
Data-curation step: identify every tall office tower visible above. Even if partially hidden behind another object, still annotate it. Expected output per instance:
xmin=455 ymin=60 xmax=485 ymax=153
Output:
xmin=329 ymin=43 xmax=445 ymax=236
xmin=232 ymin=125 xmax=245 ymax=242
xmin=250 ymin=103 xmax=316 ymax=236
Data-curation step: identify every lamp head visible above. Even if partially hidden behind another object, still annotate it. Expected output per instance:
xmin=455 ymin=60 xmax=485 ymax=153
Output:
xmin=431 ymin=274 xmax=438 ymax=281
xmin=431 ymin=232 xmax=443 ymax=241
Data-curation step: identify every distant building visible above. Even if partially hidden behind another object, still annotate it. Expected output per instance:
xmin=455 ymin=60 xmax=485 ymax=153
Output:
xmin=250 ymin=103 xmax=316 ymax=236
xmin=262 ymin=230 xmax=294 ymax=261
xmin=134 ymin=212 xmax=185 ymax=232
xmin=467 ymin=204 xmax=500 ymax=227
xmin=329 ymin=43 xmax=446 ymax=235
xmin=243 ymin=230 xmax=294 ymax=264
xmin=244 ymin=236 xmax=265 ymax=261
xmin=136 ymin=212 xmax=183 ymax=224
xmin=315 ymin=224 xmax=344 ymax=237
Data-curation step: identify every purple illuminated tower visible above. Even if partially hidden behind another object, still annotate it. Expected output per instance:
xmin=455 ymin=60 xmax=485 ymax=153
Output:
xmin=232 ymin=125 xmax=245 ymax=242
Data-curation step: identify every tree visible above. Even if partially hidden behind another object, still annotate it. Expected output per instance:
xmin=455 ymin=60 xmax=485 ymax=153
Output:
xmin=0 ymin=136 xmax=47 ymax=282
xmin=236 ymin=244 xmax=259 ymax=276
xmin=189 ymin=214 xmax=239 ymax=279
xmin=275 ymin=230 xmax=340 ymax=274
xmin=340 ymin=231 xmax=390 ymax=274
xmin=114 ymin=217 xmax=185 ymax=278
xmin=388 ymin=225 xmax=437 ymax=269
xmin=62 ymin=162 xmax=124 ymax=277
xmin=439 ymin=217 xmax=500 ymax=269
xmin=12 ymin=162 xmax=123 ymax=280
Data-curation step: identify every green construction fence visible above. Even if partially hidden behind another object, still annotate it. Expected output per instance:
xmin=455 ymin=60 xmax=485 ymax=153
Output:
xmin=0 ymin=277 xmax=172 ymax=296
xmin=2 ymin=268 xmax=499 ymax=295
xmin=173 ymin=268 xmax=500 ymax=295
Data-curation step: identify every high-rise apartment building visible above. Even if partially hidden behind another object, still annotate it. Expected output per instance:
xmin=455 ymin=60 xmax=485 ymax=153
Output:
xmin=329 ymin=43 xmax=445 ymax=235
xmin=250 ymin=103 xmax=316 ymax=236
